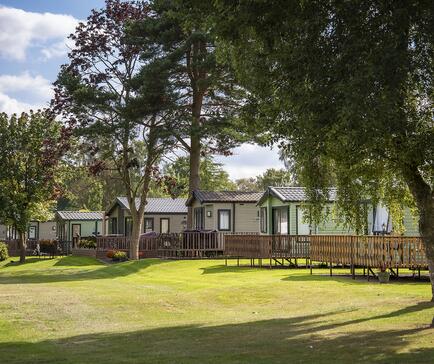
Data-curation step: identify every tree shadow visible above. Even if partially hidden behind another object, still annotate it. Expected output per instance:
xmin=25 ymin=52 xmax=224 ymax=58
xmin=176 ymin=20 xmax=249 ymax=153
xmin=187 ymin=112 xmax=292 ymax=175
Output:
xmin=53 ymin=256 xmax=104 ymax=267
xmin=282 ymin=272 xmax=431 ymax=285
xmin=200 ymin=264 xmax=264 ymax=274
xmin=1 ymin=310 xmax=433 ymax=364
xmin=0 ymin=258 xmax=168 ymax=284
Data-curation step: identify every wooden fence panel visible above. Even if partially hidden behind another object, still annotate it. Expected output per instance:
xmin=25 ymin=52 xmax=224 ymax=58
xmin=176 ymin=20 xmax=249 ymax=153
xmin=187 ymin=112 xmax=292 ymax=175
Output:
xmin=310 ymin=235 xmax=427 ymax=269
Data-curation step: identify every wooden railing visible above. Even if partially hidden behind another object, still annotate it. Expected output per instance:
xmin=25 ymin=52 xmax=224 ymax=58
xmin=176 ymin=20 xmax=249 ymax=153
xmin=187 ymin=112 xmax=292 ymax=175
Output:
xmin=96 ymin=231 xmax=252 ymax=258
xmin=223 ymin=234 xmax=272 ymax=258
xmin=224 ymin=234 xmax=310 ymax=259
xmin=310 ymin=235 xmax=427 ymax=268
xmin=5 ymin=239 xmax=70 ymax=257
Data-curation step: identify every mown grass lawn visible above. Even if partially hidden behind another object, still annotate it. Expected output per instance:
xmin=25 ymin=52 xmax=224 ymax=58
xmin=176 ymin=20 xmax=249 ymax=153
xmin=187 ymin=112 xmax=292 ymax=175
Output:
xmin=0 ymin=256 xmax=433 ymax=364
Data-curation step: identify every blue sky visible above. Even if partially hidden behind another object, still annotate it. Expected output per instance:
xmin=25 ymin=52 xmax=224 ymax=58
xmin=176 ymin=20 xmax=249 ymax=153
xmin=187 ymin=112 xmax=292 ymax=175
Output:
xmin=0 ymin=1 xmax=283 ymax=179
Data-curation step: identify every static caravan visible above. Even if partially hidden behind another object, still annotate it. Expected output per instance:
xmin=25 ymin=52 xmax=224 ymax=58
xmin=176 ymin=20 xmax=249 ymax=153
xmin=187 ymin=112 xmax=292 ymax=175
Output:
xmin=56 ymin=211 xmax=104 ymax=243
xmin=258 ymin=186 xmax=420 ymax=236
xmin=106 ymin=197 xmax=188 ymax=235
xmin=186 ymin=190 xmax=263 ymax=233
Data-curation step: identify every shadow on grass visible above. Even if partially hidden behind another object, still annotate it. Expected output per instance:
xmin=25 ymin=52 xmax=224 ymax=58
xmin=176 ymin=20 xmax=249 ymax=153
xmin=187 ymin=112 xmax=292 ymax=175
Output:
xmin=282 ymin=272 xmax=431 ymax=285
xmin=1 ymin=309 xmax=433 ymax=364
xmin=0 ymin=258 xmax=168 ymax=284
xmin=200 ymin=264 xmax=263 ymax=274
xmin=53 ymin=256 xmax=104 ymax=267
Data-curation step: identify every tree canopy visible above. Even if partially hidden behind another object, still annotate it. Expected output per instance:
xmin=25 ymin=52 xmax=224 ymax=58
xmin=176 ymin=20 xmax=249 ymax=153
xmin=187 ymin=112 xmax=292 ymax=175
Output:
xmin=53 ymin=0 xmax=180 ymax=259
xmin=127 ymin=0 xmax=248 ymax=226
xmin=211 ymin=0 xmax=434 ymax=296
xmin=163 ymin=155 xmax=236 ymax=196
xmin=0 ymin=111 xmax=68 ymax=262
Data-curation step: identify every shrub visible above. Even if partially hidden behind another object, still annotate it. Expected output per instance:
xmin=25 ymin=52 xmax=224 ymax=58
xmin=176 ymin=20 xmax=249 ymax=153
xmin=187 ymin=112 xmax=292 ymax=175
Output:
xmin=0 ymin=242 xmax=9 ymax=261
xmin=106 ymin=250 xmax=116 ymax=259
xmin=79 ymin=239 xmax=97 ymax=249
xmin=112 ymin=251 xmax=128 ymax=262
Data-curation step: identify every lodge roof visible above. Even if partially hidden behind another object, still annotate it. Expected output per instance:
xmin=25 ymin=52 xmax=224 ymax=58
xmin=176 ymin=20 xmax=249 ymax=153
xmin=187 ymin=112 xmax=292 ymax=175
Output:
xmin=112 ymin=197 xmax=188 ymax=214
xmin=186 ymin=190 xmax=263 ymax=206
xmin=56 ymin=211 xmax=104 ymax=221
xmin=258 ymin=186 xmax=338 ymax=205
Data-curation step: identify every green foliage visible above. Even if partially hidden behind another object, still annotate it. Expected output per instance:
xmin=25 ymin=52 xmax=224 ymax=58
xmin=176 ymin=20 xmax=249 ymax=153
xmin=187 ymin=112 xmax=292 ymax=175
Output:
xmin=78 ymin=239 xmax=97 ymax=250
xmin=163 ymin=156 xmax=236 ymax=196
xmin=256 ymin=169 xmax=294 ymax=191
xmin=0 ymin=111 xmax=65 ymax=235
xmin=235 ymin=168 xmax=295 ymax=192
xmin=211 ymin=1 xmax=433 ymax=235
xmin=0 ymin=242 xmax=9 ymax=261
xmin=235 ymin=177 xmax=259 ymax=192
xmin=112 ymin=251 xmax=128 ymax=262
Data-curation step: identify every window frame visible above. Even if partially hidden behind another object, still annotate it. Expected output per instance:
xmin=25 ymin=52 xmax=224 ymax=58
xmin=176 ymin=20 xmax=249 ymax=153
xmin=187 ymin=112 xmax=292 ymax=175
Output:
xmin=193 ymin=207 xmax=205 ymax=230
xmin=260 ymin=207 xmax=267 ymax=233
xmin=160 ymin=218 xmax=170 ymax=234
xmin=110 ymin=217 xmax=118 ymax=235
xmin=144 ymin=217 xmax=154 ymax=232
xmin=217 ymin=209 xmax=231 ymax=232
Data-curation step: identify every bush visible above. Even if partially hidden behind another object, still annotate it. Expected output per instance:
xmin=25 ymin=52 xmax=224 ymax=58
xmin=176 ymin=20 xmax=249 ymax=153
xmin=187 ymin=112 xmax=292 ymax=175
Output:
xmin=106 ymin=250 xmax=116 ymax=259
xmin=78 ymin=239 xmax=97 ymax=249
xmin=0 ymin=242 xmax=9 ymax=261
xmin=112 ymin=251 xmax=128 ymax=262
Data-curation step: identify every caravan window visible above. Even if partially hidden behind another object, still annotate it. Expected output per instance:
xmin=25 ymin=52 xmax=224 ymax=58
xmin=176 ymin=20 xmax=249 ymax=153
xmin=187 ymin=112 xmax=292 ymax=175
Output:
xmin=260 ymin=207 xmax=267 ymax=233
xmin=144 ymin=218 xmax=154 ymax=232
xmin=194 ymin=207 xmax=205 ymax=230
xmin=218 ymin=210 xmax=231 ymax=231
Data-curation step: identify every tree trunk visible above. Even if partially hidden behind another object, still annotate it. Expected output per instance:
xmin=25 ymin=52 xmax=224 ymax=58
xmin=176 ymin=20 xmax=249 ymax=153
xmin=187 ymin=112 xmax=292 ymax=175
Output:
xmin=403 ymin=167 xmax=434 ymax=301
xmin=187 ymin=131 xmax=201 ymax=228
xmin=419 ymin=200 xmax=434 ymax=302
xmin=19 ymin=231 xmax=27 ymax=263
xmin=129 ymin=210 xmax=143 ymax=260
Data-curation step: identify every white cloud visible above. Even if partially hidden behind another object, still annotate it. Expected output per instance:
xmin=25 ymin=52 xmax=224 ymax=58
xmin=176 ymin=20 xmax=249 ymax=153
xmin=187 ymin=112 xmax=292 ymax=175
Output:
xmin=0 ymin=92 xmax=34 ymax=115
xmin=0 ymin=72 xmax=52 ymax=114
xmin=0 ymin=72 xmax=52 ymax=100
xmin=215 ymin=144 xmax=285 ymax=180
xmin=0 ymin=6 xmax=78 ymax=60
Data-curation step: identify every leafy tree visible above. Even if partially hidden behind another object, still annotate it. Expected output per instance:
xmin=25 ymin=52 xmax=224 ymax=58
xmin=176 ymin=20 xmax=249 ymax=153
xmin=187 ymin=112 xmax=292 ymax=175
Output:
xmin=235 ymin=177 xmax=260 ymax=192
xmin=128 ymin=0 xmax=247 ymax=226
xmin=0 ymin=111 xmax=68 ymax=262
xmin=256 ymin=168 xmax=295 ymax=191
xmin=53 ymin=0 xmax=179 ymax=260
xmin=211 ymin=1 xmax=434 ymax=298
xmin=163 ymin=156 xmax=236 ymax=196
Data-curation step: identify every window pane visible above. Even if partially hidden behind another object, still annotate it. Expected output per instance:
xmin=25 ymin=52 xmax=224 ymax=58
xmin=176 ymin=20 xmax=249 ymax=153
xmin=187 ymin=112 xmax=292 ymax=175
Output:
xmin=144 ymin=218 xmax=153 ymax=232
xmin=161 ymin=219 xmax=169 ymax=233
xmin=219 ymin=210 xmax=230 ymax=230
xmin=260 ymin=208 xmax=267 ymax=233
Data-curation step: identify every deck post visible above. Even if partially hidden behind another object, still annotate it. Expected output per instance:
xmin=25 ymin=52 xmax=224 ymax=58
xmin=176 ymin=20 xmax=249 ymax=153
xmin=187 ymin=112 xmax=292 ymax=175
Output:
xmin=310 ymin=259 xmax=313 ymax=275
xmin=330 ymin=262 xmax=332 ymax=276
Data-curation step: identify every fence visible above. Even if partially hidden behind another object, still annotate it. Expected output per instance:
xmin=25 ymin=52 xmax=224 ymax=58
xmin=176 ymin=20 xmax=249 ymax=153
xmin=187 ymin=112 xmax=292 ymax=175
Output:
xmin=5 ymin=239 xmax=70 ymax=257
xmin=96 ymin=231 xmax=243 ymax=259
xmin=224 ymin=234 xmax=311 ymax=260
xmin=309 ymin=235 xmax=427 ymax=269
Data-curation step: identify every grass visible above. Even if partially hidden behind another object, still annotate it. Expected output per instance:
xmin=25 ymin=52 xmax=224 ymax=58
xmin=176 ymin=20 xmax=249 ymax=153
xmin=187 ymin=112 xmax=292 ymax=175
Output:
xmin=0 ymin=256 xmax=433 ymax=363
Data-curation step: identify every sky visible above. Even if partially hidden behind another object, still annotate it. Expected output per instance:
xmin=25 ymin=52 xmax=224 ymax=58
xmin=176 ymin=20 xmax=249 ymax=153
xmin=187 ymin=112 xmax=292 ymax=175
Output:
xmin=0 ymin=1 xmax=284 ymax=180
